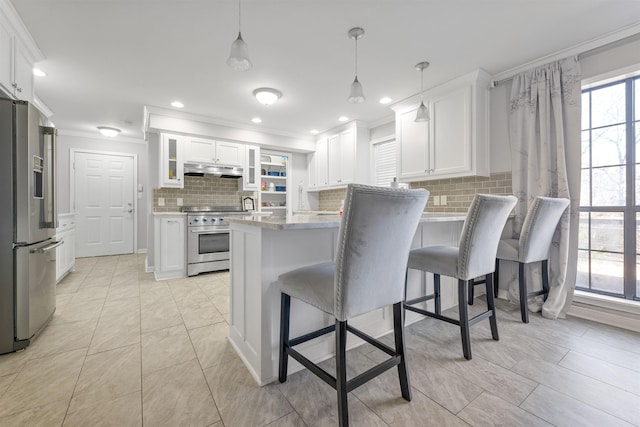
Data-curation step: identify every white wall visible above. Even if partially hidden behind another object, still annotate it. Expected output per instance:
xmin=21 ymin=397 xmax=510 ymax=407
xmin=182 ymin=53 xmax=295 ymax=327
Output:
xmin=56 ymin=132 xmax=149 ymax=252
xmin=487 ymin=37 xmax=640 ymax=175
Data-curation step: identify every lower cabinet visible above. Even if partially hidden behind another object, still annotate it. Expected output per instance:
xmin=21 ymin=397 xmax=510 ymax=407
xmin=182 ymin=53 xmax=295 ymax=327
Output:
xmin=55 ymin=214 xmax=76 ymax=283
xmin=154 ymin=214 xmax=186 ymax=280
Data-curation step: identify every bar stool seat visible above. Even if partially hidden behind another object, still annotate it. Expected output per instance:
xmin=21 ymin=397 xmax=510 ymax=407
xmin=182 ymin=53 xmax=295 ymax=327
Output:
xmin=276 ymin=184 xmax=429 ymax=427
xmin=404 ymin=194 xmax=517 ymax=360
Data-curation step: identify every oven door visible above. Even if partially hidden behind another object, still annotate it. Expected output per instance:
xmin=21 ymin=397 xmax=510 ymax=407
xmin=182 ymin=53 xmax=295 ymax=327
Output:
xmin=187 ymin=227 xmax=230 ymax=263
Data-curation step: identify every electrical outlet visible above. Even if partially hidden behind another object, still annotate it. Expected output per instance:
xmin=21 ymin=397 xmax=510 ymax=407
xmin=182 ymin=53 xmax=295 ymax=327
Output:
xmin=441 ymin=195 xmax=447 ymax=205
xmin=177 ymin=198 xmax=183 ymax=206
xmin=158 ymin=197 xmax=165 ymax=206
xmin=433 ymin=196 xmax=440 ymax=206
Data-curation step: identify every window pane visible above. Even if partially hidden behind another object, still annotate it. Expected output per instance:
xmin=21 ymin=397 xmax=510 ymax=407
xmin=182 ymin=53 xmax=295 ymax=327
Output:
xmin=591 ymin=124 xmax=626 ymax=167
xmin=591 ymin=83 xmax=625 ymax=128
xmin=590 ymin=251 xmax=624 ymax=294
xmin=580 ymin=169 xmax=590 ymax=206
xmin=636 ymin=167 xmax=640 ymax=207
xmin=582 ymin=92 xmax=590 ymax=130
xmin=578 ymin=212 xmax=589 ymax=249
xmin=592 ymin=166 xmax=626 ymax=206
xmin=581 ymin=130 xmax=590 ymax=168
xmin=636 ymin=120 xmax=639 ymax=165
xmin=591 ymin=212 xmax=624 ymax=253
xmin=635 ymin=78 xmax=639 ymax=121
xmin=577 ymin=249 xmax=590 ymax=288
xmin=637 ymin=213 xmax=640 ymax=298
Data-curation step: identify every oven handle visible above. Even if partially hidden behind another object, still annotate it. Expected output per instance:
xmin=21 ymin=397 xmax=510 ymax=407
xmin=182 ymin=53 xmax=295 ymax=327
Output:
xmin=190 ymin=229 xmax=230 ymax=234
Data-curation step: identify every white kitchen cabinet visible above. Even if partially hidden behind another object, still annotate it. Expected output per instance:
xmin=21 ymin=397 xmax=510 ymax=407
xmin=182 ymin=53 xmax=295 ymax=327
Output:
xmin=154 ymin=214 xmax=186 ymax=280
xmin=55 ymin=213 xmax=76 ymax=283
xmin=306 ymin=151 xmax=318 ymax=190
xmin=0 ymin=5 xmax=42 ymax=102
xmin=184 ymin=137 xmax=242 ymax=166
xmin=241 ymin=144 xmax=260 ymax=191
xmin=160 ymin=133 xmax=184 ymax=188
xmin=392 ymin=69 xmax=490 ymax=182
xmin=259 ymin=151 xmax=289 ymax=216
xmin=310 ymin=121 xmax=369 ymax=190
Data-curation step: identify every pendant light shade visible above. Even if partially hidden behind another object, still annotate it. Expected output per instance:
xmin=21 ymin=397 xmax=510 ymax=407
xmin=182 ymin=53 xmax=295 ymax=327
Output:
xmin=227 ymin=0 xmax=252 ymax=71
xmin=415 ymin=61 xmax=430 ymax=122
xmin=347 ymin=27 xmax=365 ymax=103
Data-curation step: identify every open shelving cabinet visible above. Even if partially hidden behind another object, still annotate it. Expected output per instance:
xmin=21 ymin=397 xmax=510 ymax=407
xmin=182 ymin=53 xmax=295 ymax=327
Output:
xmin=259 ymin=150 xmax=291 ymax=216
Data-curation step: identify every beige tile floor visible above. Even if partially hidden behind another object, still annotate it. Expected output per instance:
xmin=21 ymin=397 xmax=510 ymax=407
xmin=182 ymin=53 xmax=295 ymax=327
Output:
xmin=1 ymin=253 xmax=639 ymax=426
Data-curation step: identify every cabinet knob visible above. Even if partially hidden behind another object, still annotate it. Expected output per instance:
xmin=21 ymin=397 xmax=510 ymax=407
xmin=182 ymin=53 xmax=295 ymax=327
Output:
xmin=16 ymin=87 xmax=22 ymax=93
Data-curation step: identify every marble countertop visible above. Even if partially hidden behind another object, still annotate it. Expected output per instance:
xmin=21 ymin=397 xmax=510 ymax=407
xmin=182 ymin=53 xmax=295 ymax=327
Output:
xmin=228 ymin=212 xmax=467 ymax=231
xmin=152 ymin=212 xmax=187 ymax=216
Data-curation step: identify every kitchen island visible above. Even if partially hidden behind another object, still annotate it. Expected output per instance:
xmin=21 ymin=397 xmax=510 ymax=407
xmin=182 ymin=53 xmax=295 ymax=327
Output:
xmin=228 ymin=213 xmax=467 ymax=385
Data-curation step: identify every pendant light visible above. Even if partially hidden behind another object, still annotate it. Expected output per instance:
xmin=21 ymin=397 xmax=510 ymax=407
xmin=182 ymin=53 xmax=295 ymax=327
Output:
xmin=347 ymin=27 xmax=365 ymax=103
xmin=227 ymin=0 xmax=252 ymax=71
xmin=415 ymin=61 xmax=430 ymax=122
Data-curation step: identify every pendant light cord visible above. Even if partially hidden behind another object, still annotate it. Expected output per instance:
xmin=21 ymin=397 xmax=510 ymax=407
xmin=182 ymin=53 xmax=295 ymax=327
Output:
xmin=420 ymin=67 xmax=424 ymax=101
xmin=354 ymin=37 xmax=358 ymax=77
xmin=238 ymin=0 xmax=242 ymax=33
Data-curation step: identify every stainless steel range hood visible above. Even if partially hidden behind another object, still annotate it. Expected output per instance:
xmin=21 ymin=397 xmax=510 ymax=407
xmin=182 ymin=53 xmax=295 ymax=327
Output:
xmin=183 ymin=162 xmax=243 ymax=178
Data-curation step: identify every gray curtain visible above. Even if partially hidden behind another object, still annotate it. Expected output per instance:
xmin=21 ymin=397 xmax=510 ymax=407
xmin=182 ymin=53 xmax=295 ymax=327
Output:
xmin=508 ymin=57 xmax=581 ymax=319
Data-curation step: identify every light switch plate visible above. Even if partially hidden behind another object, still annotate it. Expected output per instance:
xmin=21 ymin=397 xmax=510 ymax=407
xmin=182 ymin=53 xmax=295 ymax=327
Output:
xmin=158 ymin=197 xmax=165 ymax=206
xmin=441 ymin=195 xmax=447 ymax=205
xmin=433 ymin=196 xmax=440 ymax=206
xmin=177 ymin=198 xmax=183 ymax=206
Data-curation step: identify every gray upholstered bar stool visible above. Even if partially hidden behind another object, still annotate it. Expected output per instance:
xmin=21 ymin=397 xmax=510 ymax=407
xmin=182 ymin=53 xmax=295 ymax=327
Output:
xmin=494 ymin=196 xmax=569 ymax=323
xmin=404 ymin=194 xmax=516 ymax=360
xmin=276 ymin=184 xmax=429 ymax=427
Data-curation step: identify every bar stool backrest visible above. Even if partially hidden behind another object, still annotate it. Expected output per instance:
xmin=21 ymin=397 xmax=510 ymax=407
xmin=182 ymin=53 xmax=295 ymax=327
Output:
xmin=334 ymin=184 xmax=429 ymax=322
xmin=518 ymin=196 xmax=570 ymax=263
xmin=458 ymin=194 xmax=517 ymax=280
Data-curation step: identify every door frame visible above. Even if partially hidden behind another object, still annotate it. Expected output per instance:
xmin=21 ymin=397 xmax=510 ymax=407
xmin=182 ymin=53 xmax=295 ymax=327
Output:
xmin=69 ymin=148 xmax=139 ymax=255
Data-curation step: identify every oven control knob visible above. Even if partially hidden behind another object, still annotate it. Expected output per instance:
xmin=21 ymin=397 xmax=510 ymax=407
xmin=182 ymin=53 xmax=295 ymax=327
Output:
xmin=211 ymin=218 xmax=216 ymax=223
xmin=193 ymin=218 xmax=199 ymax=223
xmin=219 ymin=217 xmax=225 ymax=222
xmin=202 ymin=218 xmax=208 ymax=223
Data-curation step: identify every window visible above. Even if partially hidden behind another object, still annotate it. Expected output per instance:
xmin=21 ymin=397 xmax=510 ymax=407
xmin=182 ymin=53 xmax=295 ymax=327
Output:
xmin=579 ymin=75 xmax=639 ymax=301
xmin=372 ymin=139 xmax=396 ymax=186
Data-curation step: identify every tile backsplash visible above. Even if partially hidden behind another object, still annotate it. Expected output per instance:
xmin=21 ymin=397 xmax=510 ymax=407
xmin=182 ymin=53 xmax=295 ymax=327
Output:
xmin=153 ymin=175 xmax=256 ymax=212
xmin=318 ymin=172 xmax=512 ymax=213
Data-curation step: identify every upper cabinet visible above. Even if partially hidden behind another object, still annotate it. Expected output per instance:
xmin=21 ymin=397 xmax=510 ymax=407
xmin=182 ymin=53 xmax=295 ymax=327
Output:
xmin=241 ymin=144 xmax=260 ymax=191
xmin=391 ymin=69 xmax=491 ymax=182
xmin=160 ymin=133 xmax=184 ymax=188
xmin=309 ymin=121 xmax=370 ymax=190
xmin=0 ymin=2 xmax=44 ymax=102
xmin=184 ymin=137 xmax=242 ymax=166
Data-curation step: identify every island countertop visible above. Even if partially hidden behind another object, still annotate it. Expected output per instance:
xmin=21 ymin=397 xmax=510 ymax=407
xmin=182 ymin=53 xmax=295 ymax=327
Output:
xmin=228 ymin=212 xmax=467 ymax=230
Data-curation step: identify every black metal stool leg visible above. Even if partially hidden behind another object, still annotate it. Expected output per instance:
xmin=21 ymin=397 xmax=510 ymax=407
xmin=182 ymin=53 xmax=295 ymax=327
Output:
xmin=468 ymin=278 xmax=475 ymax=305
xmin=485 ymin=273 xmax=499 ymax=340
xmin=494 ymin=259 xmax=500 ymax=298
xmin=393 ymin=302 xmax=412 ymax=401
xmin=336 ymin=320 xmax=348 ymax=427
xmin=518 ymin=262 xmax=529 ymax=323
xmin=434 ymin=274 xmax=441 ymax=315
xmin=458 ymin=279 xmax=472 ymax=360
xmin=541 ymin=259 xmax=550 ymax=301
xmin=279 ymin=293 xmax=291 ymax=383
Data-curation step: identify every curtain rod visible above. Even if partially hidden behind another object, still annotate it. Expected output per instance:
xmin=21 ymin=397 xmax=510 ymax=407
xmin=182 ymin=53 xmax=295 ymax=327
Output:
xmin=491 ymin=30 xmax=640 ymax=88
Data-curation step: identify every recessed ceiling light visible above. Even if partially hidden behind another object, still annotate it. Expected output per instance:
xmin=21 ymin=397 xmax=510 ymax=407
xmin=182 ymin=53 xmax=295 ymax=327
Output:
xmin=310 ymin=129 xmax=319 ymax=135
xmin=379 ymin=97 xmax=392 ymax=104
xmin=251 ymin=117 xmax=262 ymax=123
xmin=171 ymin=101 xmax=184 ymax=108
xmin=97 ymin=126 xmax=121 ymax=137
xmin=338 ymin=116 xmax=349 ymax=122
xmin=253 ymin=88 xmax=282 ymax=106
xmin=33 ymin=68 xmax=47 ymax=77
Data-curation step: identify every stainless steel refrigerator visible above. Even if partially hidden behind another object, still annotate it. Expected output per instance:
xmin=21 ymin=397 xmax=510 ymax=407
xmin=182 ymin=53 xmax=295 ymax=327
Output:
xmin=0 ymin=97 xmax=59 ymax=354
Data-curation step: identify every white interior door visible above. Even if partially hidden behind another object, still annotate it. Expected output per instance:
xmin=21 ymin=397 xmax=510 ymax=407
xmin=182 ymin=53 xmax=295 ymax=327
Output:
xmin=74 ymin=152 xmax=135 ymax=257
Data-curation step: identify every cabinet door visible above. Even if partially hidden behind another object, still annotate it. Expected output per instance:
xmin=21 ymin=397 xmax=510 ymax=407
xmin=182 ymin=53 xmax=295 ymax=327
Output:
xmin=185 ymin=137 xmax=216 ymax=164
xmin=307 ymin=152 xmax=317 ymax=189
xmin=397 ymin=109 xmax=429 ymax=180
xmin=338 ymin=130 xmax=356 ymax=184
xmin=160 ymin=134 xmax=183 ymax=188
xmin=327 ymin=135 xmax=342 ymax=185
xmin=242 ymin=145 xmax=259 ymax=191
xmin=12 ymin=41 xmax=32 ymax=101
xmin=215 ymin=141 xmax=242 ymax=166
xmin=0 ymin=20 xmax=12 ymax=95
xmin=316 ymin=138 xmax=329 ymax=187
xmin=160 ymin=217 xmax=185 ymax=273
xmin=430 ymin=85 xmax=472 ymax=176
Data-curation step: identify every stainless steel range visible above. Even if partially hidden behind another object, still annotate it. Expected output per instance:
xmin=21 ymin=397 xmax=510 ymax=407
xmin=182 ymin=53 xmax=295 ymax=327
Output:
xmin=183 ymin=206 xmax=247 ymax=276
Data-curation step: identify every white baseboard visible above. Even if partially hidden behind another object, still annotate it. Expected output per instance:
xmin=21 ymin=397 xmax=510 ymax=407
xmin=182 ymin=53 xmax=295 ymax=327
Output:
xmin=145 ymin=256 xmax=154 ymax=273
xmin=137 ymin=248 xmax=147 ymax=254
xmin=568 ymin=301 xmax=640 ymax=333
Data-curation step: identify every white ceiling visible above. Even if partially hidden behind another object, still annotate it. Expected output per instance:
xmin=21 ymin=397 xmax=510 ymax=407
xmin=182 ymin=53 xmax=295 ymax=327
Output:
xmin=11 ymin=0 xmax=640 ymax=140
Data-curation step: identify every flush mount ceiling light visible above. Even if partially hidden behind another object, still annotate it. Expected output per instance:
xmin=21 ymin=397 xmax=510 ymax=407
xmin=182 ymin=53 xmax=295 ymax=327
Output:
xmin=97 ymin=126 xmax=121 ymax=137
xmin=347 ymin=27 xmax=365 ymax=103
xmin=253 ymin=88 xmax=282 ymax=106
xmin=227 ymin=0 xmax=252 ymax=71
xmin=32 ymin=68 xmax=47 ymax=77
xmin=415 ymin=61 xmax=430 ymax=122
xmin=170 ymin=101 xmax=184 ymax=108
xmin=379 ymin=97 xmax=392 ymax=104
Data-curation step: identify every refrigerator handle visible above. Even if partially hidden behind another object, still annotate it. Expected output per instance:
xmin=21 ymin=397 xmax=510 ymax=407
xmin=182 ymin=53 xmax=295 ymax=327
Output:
xmin=42 ymin=127 xmax=57 ymax=229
